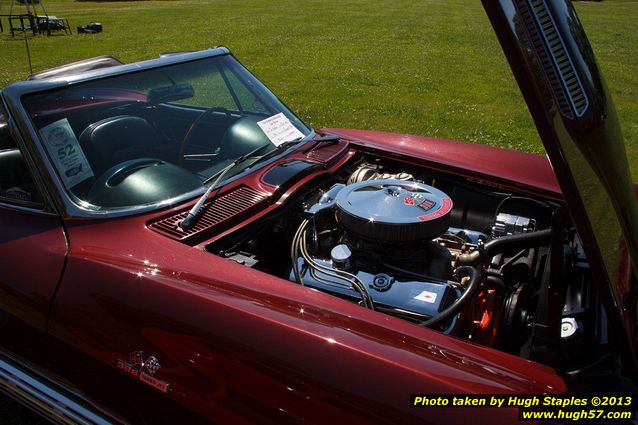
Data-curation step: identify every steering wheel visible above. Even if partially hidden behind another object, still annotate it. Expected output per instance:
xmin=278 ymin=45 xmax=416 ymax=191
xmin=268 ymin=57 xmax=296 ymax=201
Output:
xmin=178 ymin=107 xmax=233 ymax=167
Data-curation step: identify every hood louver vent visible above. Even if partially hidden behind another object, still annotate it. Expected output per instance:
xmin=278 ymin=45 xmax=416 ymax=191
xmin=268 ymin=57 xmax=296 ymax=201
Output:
xmin=517 ymin=0 xmax=588 ymax=118
xmin=149 ymin=186 xmax=269 ymax=241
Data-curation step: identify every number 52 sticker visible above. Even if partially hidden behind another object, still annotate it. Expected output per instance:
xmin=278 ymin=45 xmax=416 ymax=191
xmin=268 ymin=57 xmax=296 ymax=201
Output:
xmin=41 ymin=118 xmax=94 ymax=188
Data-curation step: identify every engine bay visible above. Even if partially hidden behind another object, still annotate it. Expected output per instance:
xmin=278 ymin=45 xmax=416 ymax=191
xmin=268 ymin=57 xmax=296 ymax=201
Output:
xmin=206 ymin=152 xmax=609 ymax=375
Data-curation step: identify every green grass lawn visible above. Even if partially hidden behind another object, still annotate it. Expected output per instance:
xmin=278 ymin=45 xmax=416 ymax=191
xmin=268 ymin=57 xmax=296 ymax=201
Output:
xmin=0 ymin=1 xmax=636 ymax=421
xmin=1 ymin=0 xmax=637 ymax=175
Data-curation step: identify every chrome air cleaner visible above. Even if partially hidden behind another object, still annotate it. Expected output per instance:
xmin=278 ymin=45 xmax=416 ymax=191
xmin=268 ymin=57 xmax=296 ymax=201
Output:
xmin=334 ymin=179 xmax=453 ymax=242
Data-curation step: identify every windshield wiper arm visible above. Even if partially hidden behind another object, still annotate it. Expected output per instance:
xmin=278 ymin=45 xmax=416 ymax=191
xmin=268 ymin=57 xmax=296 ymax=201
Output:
xmin=180 ymin=135 xmax=340 ymax=230
xmin=183 ymin=153 xmax=219 ymax=162
xmin=179 ymin=143 xmax=272 ymax=229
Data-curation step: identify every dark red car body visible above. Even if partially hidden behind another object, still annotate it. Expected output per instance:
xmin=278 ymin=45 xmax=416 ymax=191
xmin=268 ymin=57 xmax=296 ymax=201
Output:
xmin=2 ymin=130 xmax=566 ymax=424
xmin=0 ymin=1 xmax=636 ymax=424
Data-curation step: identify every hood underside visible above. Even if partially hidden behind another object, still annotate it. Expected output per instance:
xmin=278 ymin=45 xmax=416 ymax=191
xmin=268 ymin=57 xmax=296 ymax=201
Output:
xmin=481 ymin=0 xmax=638 ymax=372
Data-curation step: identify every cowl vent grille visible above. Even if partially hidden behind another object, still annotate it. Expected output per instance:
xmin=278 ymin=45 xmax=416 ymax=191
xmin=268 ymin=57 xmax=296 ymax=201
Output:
xmin=517 ymin=0 xmax=588 ymax=118
xmin=149 ymin=186 xmax=268 ymax=241
xmin=305 ymin=142 xmax=348 ymax=164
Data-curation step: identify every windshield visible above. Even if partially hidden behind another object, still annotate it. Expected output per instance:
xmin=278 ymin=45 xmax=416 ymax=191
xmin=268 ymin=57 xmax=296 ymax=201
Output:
xmin=21 ymin=54 xmax=311 ymax=211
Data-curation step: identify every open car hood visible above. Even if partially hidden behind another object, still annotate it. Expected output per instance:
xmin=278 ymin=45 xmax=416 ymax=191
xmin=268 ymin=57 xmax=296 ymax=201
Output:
xmin=482 ymin=0 xmax=638 ymax=369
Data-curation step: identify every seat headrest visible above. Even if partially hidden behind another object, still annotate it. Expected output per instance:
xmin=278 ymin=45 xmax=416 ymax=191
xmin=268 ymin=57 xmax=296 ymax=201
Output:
xmin=220 ymin=116 xmax=271 ymax=160
xmin=79 ymin=115 xmax=162 ymax=175
xmin=80 ymin=116 xmax=157 ymax=149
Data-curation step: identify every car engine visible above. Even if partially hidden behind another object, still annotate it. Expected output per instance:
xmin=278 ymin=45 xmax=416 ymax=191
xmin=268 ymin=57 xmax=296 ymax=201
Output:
xmin=290 ymin=179 xmax=460 ymax=328
xmin=208 ymin=158 xmax=605 ymax=367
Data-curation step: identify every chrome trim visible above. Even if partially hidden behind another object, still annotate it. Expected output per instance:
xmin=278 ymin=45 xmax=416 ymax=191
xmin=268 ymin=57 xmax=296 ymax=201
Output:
xmin=0 ymin=354 xmax=125 ymax=424
xmin=0 ymin=201 xmax=57 ymax=215
xmin=4 ymin=48 xmax=231 ymax=92
xmin=517 ymin=0 xmax=588 ymax=118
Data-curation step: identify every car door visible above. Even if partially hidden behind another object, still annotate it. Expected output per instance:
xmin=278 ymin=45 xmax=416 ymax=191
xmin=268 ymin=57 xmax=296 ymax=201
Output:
xmin=0 ymin=103 xmax=67 ymax=332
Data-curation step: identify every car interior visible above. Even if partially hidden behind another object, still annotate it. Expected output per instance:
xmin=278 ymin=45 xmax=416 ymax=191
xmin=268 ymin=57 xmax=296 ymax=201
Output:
xmin=18 ymin=54 xmax=308 ymax=209
xmin=22 ymin=96 xmax=275 ymax=209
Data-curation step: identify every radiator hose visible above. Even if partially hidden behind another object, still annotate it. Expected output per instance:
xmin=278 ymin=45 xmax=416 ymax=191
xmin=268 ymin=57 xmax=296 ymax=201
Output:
xmin=456 ymin=229 xmax=552 ymax=266
xmin=421 ymin=265 xmax=480 ymax=328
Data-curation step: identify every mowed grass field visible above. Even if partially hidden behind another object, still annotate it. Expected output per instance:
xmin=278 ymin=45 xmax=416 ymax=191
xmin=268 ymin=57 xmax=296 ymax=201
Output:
xmin=0 ymin=0 xmax=637 ymax=422
xmin=1 ymin=0 xmax=637 ymax=173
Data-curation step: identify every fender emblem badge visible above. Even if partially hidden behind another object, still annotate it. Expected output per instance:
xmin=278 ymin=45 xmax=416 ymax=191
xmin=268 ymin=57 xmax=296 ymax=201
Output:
xmin=117 ymin=351 xmax=170 ymax=393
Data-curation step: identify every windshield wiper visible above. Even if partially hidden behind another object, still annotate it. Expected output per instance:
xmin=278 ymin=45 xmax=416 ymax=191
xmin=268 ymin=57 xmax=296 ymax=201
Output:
xmin=179 ymin=143 xmax=272 ymax=229
xmin=183 ymin=153 xmax=219 ymax=162
xmin=179 ymin=134 xmax=340 ymax=230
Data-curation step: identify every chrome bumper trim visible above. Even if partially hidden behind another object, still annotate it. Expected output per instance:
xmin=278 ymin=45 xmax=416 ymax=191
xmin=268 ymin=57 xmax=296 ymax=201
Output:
xmin=0 ymin=354 xmax=124 ymax=424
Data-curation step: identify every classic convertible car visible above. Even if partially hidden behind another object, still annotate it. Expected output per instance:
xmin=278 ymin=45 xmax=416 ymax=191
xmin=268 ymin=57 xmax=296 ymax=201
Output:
xmin=0 ymin=0 xmax=636 ymax=423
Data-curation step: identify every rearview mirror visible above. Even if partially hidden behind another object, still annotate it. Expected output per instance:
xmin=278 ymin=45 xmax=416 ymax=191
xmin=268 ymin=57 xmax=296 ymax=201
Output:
xmin=147 ymin=82 xmax=194 ymax=104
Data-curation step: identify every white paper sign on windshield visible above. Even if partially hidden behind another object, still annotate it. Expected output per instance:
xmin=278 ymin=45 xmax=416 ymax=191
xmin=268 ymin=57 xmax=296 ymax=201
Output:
xmin=256 ymin=113 xmax=305 ymax=147
xmin=41 ymin=118 xmax=94 ymax=188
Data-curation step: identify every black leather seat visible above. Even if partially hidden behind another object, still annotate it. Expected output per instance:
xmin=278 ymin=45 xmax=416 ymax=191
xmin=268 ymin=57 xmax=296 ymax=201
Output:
xmin=218 ymin=116 xmax=271 ymax=161
xmin=79 ymin=115 xmax=169 ymax=176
